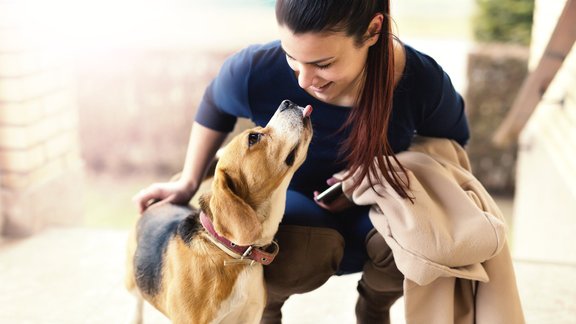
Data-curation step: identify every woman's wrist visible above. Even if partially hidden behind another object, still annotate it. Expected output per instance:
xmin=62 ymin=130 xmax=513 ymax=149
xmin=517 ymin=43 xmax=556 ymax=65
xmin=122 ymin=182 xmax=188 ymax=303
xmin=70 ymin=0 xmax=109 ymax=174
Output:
xmin=176 ymin=177 xmax=198 ymax=197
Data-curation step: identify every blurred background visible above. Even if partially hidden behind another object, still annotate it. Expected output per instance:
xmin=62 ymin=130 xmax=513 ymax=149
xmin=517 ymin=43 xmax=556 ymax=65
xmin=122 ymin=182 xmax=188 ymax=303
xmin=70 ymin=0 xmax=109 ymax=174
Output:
xmin=1 ymin=0 xmax=575 ymax=323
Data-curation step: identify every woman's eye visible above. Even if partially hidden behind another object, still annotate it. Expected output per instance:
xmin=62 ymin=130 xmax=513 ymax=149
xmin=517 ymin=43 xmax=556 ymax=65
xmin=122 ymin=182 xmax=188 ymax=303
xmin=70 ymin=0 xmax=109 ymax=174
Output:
xmin=316 ymin=63 xmax=332 ymax=70
xmin=248 ymin=133 xmax=262 ymax=147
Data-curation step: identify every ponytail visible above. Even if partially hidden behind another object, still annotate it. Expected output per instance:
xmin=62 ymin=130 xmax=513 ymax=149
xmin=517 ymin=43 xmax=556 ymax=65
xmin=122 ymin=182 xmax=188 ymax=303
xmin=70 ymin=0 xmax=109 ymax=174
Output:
xmin=341 ymin=10 xmax=412 ymax=200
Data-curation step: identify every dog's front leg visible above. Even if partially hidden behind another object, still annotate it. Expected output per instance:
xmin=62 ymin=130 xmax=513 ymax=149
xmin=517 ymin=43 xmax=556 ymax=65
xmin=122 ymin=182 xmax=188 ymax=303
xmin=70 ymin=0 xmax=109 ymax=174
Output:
xmin=125 ymin=293 xmax=144 ymax=324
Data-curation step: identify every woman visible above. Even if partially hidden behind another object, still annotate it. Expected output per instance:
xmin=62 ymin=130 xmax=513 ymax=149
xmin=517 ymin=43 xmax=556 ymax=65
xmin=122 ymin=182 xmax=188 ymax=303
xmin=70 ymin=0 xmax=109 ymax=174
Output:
xmin=133 ymin=0 xmax=469 ymax=323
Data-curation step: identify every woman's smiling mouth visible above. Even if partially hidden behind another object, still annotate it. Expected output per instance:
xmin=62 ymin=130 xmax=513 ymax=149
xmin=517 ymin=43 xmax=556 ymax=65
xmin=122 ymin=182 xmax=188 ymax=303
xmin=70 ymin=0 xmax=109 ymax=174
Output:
xmin=310 ymin=82 xmax=333 ymax=93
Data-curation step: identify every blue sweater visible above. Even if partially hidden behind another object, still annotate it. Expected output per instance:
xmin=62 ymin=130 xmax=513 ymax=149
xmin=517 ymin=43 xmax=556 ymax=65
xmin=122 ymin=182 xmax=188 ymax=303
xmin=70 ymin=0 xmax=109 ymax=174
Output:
xmin=196 ymin=40 xmax=469 ymax=195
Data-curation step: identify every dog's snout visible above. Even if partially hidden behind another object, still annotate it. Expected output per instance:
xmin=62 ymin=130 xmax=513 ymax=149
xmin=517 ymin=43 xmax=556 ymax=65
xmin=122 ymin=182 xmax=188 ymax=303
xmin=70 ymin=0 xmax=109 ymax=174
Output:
xmin=280 ymin=99 xmax=294 ymax=112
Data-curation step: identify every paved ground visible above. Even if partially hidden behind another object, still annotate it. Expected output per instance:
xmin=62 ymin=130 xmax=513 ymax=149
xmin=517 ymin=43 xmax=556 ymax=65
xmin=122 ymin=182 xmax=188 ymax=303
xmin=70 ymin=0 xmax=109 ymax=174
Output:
xmin=1 ymin=196 xmax=575 ymax=324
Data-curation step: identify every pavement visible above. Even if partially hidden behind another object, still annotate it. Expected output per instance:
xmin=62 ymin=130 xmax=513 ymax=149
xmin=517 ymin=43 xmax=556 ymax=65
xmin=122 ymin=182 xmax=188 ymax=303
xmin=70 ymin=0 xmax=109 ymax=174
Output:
xmin=1 ymin=196 xmax=575 ymax=324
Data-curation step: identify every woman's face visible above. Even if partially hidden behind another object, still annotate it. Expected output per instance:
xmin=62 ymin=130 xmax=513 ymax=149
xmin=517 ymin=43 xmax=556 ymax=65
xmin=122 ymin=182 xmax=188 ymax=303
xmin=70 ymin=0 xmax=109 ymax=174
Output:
xmin=279 ymin=26 xmax=374 ymax=107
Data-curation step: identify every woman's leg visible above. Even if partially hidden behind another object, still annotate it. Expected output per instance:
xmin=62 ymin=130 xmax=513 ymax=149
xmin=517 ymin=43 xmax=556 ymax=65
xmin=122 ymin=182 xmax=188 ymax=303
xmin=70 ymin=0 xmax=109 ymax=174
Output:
xmin=261 ymin=190 xmax=403 ymax=324
xmin=334 ymin=207 xmax=404 ymax=323
xmin=261 ymin=190 xmax=345 ymax=324
xmin=355 ymin=229 xmax=404 ymax=324
xmin=334 ymin=205 xmax=372 ymax=274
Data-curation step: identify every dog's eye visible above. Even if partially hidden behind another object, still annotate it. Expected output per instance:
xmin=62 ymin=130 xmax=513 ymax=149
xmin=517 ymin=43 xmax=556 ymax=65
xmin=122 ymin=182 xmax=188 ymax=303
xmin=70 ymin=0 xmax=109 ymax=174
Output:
xmin=248 ymin=133 xmax=262 ymax=147
xmin=285 ymin=147 xmax=297 ymax=166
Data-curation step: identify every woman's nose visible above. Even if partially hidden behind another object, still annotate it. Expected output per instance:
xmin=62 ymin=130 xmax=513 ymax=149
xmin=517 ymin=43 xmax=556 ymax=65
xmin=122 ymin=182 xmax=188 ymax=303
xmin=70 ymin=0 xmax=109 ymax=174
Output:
xmin=296 ymin=64 xmax=314 ymax=89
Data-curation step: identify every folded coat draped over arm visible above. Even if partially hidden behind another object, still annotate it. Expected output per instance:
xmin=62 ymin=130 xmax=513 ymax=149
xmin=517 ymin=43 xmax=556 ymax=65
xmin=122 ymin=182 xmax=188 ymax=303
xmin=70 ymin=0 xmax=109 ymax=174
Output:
xmin=340 ymin=136 xmax=524 ymax=324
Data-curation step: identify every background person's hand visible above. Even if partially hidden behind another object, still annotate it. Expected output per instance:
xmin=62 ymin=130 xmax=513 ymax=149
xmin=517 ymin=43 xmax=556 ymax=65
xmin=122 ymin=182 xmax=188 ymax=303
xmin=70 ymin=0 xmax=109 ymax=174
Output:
xmin=132 ymin=180 xmax=196 ymax=213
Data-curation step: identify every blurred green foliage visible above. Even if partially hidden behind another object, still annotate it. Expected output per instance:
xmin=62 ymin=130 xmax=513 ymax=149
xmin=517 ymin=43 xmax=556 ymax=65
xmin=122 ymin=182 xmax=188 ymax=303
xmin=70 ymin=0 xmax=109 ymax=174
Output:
xmin=473 ymin=0 xmax=535 ymax=45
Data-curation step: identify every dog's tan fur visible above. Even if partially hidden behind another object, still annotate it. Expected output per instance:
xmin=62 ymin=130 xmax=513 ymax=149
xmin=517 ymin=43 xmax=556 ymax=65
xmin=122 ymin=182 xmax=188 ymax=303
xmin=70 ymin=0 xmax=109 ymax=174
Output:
xmin=125 ymin=102 xmax=312 ymax=324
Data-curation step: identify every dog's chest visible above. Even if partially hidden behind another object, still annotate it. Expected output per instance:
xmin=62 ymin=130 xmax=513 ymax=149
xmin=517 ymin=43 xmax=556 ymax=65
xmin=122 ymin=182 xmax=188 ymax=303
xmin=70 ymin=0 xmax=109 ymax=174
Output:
xmin=211 ymin=265 xmax=266 ymax=324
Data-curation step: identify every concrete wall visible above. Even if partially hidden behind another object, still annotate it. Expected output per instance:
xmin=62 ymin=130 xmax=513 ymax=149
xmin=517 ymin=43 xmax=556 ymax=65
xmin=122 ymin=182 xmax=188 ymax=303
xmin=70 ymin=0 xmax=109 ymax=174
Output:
xmin=512 ymin=0 xmax=576 ymax=263
xmin=0 ymin=2 xmax=84 ymax=236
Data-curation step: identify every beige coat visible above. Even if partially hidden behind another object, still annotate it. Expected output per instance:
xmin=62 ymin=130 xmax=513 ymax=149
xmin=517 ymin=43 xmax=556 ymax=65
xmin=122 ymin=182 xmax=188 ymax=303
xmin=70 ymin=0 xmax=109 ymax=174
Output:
xmin=340 ymin=137 xmax=525 ymax=324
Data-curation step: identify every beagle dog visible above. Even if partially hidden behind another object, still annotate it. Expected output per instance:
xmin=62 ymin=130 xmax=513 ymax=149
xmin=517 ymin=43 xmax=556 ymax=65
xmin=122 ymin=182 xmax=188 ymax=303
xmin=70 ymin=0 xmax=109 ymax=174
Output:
xmin=125 ymin=100 xmax=313 ymax=324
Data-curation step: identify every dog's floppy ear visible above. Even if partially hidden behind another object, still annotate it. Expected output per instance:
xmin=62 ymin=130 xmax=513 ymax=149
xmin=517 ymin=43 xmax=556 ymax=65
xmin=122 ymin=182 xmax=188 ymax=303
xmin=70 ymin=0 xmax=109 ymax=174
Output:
xmin=209 ymin=169 xmax=262 ymax=246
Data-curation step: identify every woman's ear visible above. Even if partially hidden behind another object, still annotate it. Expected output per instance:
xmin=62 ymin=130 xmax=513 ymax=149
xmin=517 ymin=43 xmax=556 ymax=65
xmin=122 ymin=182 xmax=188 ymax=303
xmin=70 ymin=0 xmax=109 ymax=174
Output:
xmin=365 ymin=13 xmax=384 ymax=46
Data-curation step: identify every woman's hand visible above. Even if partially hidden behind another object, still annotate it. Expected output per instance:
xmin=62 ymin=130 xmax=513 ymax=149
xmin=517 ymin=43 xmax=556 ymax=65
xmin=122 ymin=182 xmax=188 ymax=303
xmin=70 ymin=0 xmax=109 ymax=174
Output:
xmin=313 ymin=177 xmax=355 ymax=213
xmin=132 ymin=180 xmax=196 ymax=214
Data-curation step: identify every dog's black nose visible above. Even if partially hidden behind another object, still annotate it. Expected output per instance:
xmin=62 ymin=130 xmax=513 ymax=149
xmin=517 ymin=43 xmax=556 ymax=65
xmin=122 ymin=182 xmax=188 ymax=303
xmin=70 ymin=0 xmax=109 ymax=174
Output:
xmin=280 ymin=99 xmax=293 ymax=112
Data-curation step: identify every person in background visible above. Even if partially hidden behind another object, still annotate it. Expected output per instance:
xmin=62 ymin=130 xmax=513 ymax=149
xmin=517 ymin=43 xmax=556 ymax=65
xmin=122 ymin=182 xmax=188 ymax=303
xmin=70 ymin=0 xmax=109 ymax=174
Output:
xmin=133 ymin=0 xmax=469 ymax=323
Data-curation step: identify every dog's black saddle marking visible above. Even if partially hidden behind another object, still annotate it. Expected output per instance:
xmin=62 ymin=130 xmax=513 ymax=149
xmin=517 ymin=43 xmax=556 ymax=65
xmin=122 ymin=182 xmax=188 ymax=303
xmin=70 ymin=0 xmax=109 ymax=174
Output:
xmin=134 ymin=203 xmax=201 ymax=296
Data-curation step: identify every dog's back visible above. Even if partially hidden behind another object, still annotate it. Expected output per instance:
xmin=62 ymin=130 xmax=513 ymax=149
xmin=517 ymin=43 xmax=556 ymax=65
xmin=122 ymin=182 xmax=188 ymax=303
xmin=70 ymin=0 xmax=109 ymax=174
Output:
xmin=125 ymin=203 xmax=266 ymax=324
xmin=133 ymin=204 xmax=199 ymax=297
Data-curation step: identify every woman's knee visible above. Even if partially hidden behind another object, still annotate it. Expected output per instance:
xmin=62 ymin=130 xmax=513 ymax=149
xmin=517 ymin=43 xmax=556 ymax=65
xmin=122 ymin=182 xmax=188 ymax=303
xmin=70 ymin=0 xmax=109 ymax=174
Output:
xmin=363 ymin=229 xmax=404 ymax=292
xmin=263 ymin=225 xmax=345 ymax=296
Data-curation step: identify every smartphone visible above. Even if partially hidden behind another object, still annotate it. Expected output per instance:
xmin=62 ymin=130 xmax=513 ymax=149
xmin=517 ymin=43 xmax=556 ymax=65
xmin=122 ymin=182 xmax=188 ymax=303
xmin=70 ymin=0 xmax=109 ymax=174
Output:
xmin=314 ymin=182 xmax=343 ymax=203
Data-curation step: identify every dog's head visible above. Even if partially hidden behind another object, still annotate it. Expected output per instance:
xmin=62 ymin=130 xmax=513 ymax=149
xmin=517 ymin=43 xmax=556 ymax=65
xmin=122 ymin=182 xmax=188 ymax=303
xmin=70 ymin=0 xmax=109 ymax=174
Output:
xmin=200 ymin=100 xmax=313 ymax=246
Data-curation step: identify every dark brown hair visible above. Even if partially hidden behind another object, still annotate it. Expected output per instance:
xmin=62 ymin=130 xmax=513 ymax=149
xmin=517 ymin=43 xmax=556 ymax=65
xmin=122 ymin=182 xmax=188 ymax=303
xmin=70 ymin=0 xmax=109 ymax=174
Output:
xmin=276 ymin=0 xmax=411 ymax=199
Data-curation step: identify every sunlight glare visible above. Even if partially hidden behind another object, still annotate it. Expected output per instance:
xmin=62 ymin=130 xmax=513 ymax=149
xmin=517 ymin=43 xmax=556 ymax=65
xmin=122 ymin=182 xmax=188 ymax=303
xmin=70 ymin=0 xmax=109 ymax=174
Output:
xmin=15 ymin=0 xmax=277 ymax=55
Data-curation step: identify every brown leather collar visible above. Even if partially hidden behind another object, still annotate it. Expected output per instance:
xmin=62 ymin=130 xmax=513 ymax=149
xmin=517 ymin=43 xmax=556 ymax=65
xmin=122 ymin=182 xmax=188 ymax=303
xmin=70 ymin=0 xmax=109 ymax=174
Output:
xmin=199 ymin=211 xmax=279 ymax=266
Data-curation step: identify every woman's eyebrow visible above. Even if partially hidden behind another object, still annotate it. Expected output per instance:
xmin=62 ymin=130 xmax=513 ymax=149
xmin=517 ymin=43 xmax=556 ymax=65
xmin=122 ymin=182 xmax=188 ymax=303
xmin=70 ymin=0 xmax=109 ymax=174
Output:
xmin=281 ymin=47 xmax=334 ymax=64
